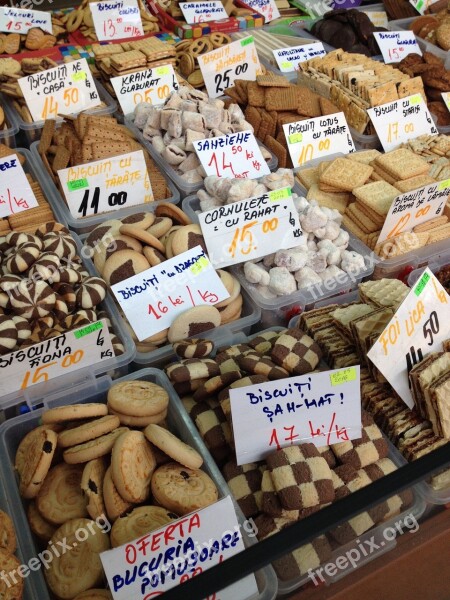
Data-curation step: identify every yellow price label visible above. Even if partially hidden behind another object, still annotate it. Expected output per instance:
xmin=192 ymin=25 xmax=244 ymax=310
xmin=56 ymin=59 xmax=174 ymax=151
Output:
xmin=281 ymin=61 xmax=291 ymax=69
xmin=190 ymin=256 xmax=209 ymax=275
xmin=288 ymin=133 xmax=303 ymax=144
xmin=269 ymin=187 xmax=292 ymax=202
xmin=156 ymin=66 xmax=170 ymax=75
xmin=438 ymin=179 xmax=450 ymax=190
xmin=409 ymin=94 xmax=421 ymax=105
xmin=330 ymin=367 xmax=357 ymax=386
xmin=72 ymin=71 xmax=87 ymax=82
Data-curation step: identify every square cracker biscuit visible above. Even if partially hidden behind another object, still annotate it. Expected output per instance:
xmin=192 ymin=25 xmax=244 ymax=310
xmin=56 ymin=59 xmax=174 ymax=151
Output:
xmin=375 ymin=149 xmax=429 ymax=180
xmin=320 ymin=158 xmax=373 ymax=191
xmin=395 ymin=174 xmax=436 ymax=193
xmin=353 ymin=180 xmax=400 ymax=216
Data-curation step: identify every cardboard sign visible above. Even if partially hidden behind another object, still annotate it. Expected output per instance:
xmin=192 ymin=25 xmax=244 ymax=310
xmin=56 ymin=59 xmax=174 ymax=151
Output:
xmin=409 ymin=0 xmax=440 ymax=15
xmin=91 ymin=0 xmax=143 ymax=41
xmin=0 ymin=154 xmax=39 ymax=218
xmin=373 ymin=31 xmax=422 ymax=64
xmin=193 ymin=131 xmax=270 ymax=179
xmin=179 ymin=1 xmax=227 ymax=23
xmin=363 ymin=10 xmax=388 ymax=28
xmin=273 ymin=42 xmax=326 ymax=72
xmin=283 ymin=113 xmax=355 ymax=167
xmin=111 ymin=64 xmax=178 ymax=115
xmin=0 ymin=7 xmax=52 ymax=34
xmin=367 ymin=94 xmax=438 ymax=152
xmin=242 ymin=0 xmax=280 ymax=22
xmin=18 ymin=58 xmax=101 ymax=123
xmin=199 ymin=187 xmax=304 ymax=268
xmin=197 ymin=36 xmax=261 ymax=99
xmin=376 ymin=180 xmax=450 ymax=245
xmin=368 ymin=268 xmax=450 ymax=409
xmin=230 ymin=368 xmax=362 ymax=465
xmin=57 ymin=150 xmax=153 ymax=219
xmin=0 ymin=320 xmax=114 ymax=397
xmin=100 ymin=496 xmax=258 ymax=600
xmin=111 ymin=246 xmax=230 ymax=341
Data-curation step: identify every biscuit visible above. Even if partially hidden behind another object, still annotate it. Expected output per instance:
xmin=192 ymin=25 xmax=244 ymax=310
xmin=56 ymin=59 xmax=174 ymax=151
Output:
xmin=19 ymin=428 xmax=58 ymax=499
xmin=107 ymin=380 xmax=169 ymax=417
xmin=331 ymin=411 xmax=388 ymax=469
xmin=81 ymin=458 xmax=107 ymax=521
xmin=271 ymin=329 xmax=322 ymax=375
xmin=27 ymin=501 xmax=56 ymax=543
xmin=0 ymin=550 xmax=23 ymax=599
xmin=36 ymin=463 xmax=87 ymax=525
xmin=108 ymin=407 xmax=167 ymax=427
xmin=102 ymin=250 xmax=150 ymax=286
xmin=72 ymin=591 xmax=113 ymax=599
xmin=144 ymin=424 xmax=203 ymax=470
xmin=57 ymin=415 xmax=120 ymax=449
xmin=103 ymin=466 xmax=133 ymax=522
xmin=0 ymin=510 xmax=16 ymax=554
xmin=223 ymin=461 xmax=264 ymax=519
xmin=42 ymin=403 xmax=108 ymax=424
xmin=166 ymin=358 xmax=219 ymax=383
xmin=192 ymin=371 xmax=241 ymax=401
xmin=111 ymin=430 xmax=156 ymax=503
xmin=168 ymin=306 xmax=222 ymax=343
xmin=63 ymin=427 xmax=129 ymax=464
xmin=110 ymin=505 xmax=178 ymax=548
xmin=173 ymin=338 xmax=214 ymax=359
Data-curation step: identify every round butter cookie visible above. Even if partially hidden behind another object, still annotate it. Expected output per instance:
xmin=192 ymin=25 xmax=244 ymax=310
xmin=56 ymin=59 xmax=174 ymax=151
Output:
xmin=108 ymin=407 xmax=167 ymax=427
xmin=147 ymin=216 xmax=173 ymax=238
xmin=81 ymin=458 xmax=107 ymax=521
xmin=171 ymin=224 xmax=206 ymax=256
xmin=19 ymin=428 xmax=58 ymax=499
xmin=144 ymin=424 xmax=203 ymax=470
xmin=167 ymin=305 xmax=221 ymax=343
xmin=0 ymin=510 xmax=16 ymax=553
xmin=102 ymin=250 xmax=149 ymax=285
xmin=42 ymin=403 xmax=108 ymax=425
xmin=0 ymin=549 xmax=23 ymax=600
xmin=27 ymin=501 xmax=56 ymax=543
xmin=58 ymin=415 xmax=120 ymax=448
xmin=63 ymin=427 xmax=129 ymax=464
xmin=110 ymin=505 xmax=178 ymax=547
xmin=107 ymin=380 xmax=169 ymax=417
xmin=36 ymin=463 xmax=88 ymax=525
xmin=118 ymin=225 xmax=165 ymax=253
xmin=111 ymin=430 xmax=156 ymax=503
xmin=173 ymin=338 xmax=214 ymax=359
xmin=74 ymin=591 xmax=113 ymax=600
xmin=15 ymin=423 xmax=61 ymax=476
xmin=103 ymin=466 xmax=133 ymax=522
xmin=155 ymin=202 xmax=192 ymax=225
xmin=120 ymin=212 xmax=155 ymax=229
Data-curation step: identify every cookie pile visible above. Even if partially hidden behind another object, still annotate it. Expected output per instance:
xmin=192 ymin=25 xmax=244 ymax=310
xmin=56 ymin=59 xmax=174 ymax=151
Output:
xmin=133 ymin=87 xmax=272 ymax=185
xmin=85 ymin=206 xmax=245 ymax=350
xmin=15 ymin=380 xmax=218 ymax=598
xmin=175 ymin=33 xmax=232 ymax=90
xmin=0 ymin=18 xmax=67 ymax=55
xmin=0 ymin=222 xmax=124 ymax=356
xmin=0 ymin=509 xmax=23 ymax=599
xmin=225 ymin=73 xmax=340 ymax=168
xmin=436 ymin=263 xmax=450 ymax=294
xmin=408 ymin=8 xmax=450 ymax=51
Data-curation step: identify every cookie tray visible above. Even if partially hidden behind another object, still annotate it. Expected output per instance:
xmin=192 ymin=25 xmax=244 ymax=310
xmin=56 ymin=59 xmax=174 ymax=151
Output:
xmin=0 ymin=96 xmax=20 ymax=148
xmin=388 ymin=17 xmax=449 ymax=62
xmin=0 ymin=367 xmax=278 ymax=600
xmin=169 ymin=326 xmax=426 ymax=596
xmin=125 ymin=116 xmax=279 ymax=199
xmin=29 ymin=141 xmax=180 ymax=235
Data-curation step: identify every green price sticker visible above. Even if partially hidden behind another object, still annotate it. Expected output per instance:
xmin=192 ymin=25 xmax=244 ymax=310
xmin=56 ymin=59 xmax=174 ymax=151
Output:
xmin=409 ymin=94 xmax=421 ymax=106
xmin=241 ymin=36 xmax=254 ymax=47
xmin=415 ymin=0 xmax=424 ymax=11
xmin=72 ymin=71 xmax=87 ymax=82
xmin=156 ymin=66 xmax=170 ymax=75
xmin=281 ymin=61 xmax=291 ymax=69
xmin=269 ymin=187 xmax=292 ymax=202
xmin=415 ymin=271 xmax=430 ymax=296
xmin=438 ymin=179 xmax=450 ymax=190
xmin=190 ymin=256 xmax=209 ymax=275
xmin=288 ymin=133 xmax=303 ymax=144
xmin=67 ymin=178 xmax=89 ymax=192
xmin=330 ymin=367 xmax=357 ymax=386
xmin=74 ymin=321 xmax=103 ymax=339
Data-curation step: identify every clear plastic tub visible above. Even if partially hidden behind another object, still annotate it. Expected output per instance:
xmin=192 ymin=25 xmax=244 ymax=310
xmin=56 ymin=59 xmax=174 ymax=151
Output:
xmin=0 ymin=368 xmax=278 ymax=600
xmin=388 ymin=17 xmax=449 ymax=62
xmin=125 ymin=117 xmax=279 ymax=199
xmin=8 ymin=79 xmax=118 ymax=146
xmin=407 ymin=246 xmax=450 ymax=288
xmin=349 ymin=125 xmax=382 ymax=150
xmin=29 ymin=141 xmax=180 ymax=235
xmin=0 ymin=97 xmax=19 ymax=148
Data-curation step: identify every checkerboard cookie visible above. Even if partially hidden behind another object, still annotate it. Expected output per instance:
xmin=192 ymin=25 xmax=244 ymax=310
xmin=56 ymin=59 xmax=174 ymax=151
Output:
xmin=271 ymin=329 xmax=322 ymax=375
xmin=223 ymin=460 xmax=264 ymax=518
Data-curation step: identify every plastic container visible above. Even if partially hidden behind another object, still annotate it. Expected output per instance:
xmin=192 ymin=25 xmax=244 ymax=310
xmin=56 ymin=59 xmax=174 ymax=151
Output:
xmin=388 ymin=17 xmax=449 ymax=62
xmin=349 ymin=125 xmax=382 ymax=150
xmin=9 ymin=79 xmax=118 ymax=146
xmin=125 ymin=117 xmax=279 ymax=199
xmin=0 ymin=368 xmax=278 ymax=600
xmin=0 ymin=97 xmax=19 ymax=148
xmin=29 ymin=141 xmax=180 ymax=235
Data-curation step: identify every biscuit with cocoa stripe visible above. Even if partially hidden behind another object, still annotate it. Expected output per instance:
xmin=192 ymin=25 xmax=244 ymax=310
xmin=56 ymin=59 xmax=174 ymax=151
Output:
xmin=271 ymin=329 xmax=322 ymax=375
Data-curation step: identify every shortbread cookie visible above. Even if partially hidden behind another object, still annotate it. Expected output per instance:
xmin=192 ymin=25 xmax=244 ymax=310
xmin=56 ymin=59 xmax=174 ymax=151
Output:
xmin=192 ymin=371 xmax=241 ymax=401
xmin=144 ymin=424 xmax=203 ymax=470
xmin=107 ymin=380 xmax=169 ymax=417
xmin=27 ymin=501 xmax=57 ymax=543
xmin=42 ymin=403 xmax=108 ymax=424
xmin=223 ymin=460 xmax=264 ymax=518
xmin=81 ymin=458 xmax=107 ymax=521
xmin=261 ymin=470 xmax=320 ymax=521
xmin=102 ymin=250 xmax=150 ymax=286
xmin=166 ymin=358 xmax=220 ymax=383
xmin=63 ymin=427 xmax=129 ymax=464
xmin=110 ymin=505 xmax=178 ymax=548
xmin=151 ymin=462 xmax=218 ymax=515
xmin=19 ymin=428 xmax=58 ymax=499
xmin=58 ymin=415 xmax=120 ymax=448
xmin=111 ymin=430 xmax=156 ymax=503
xmin=0 ymin=549 xmax=23 ymax=600
xmin=168 ymin=306 xmax=222 ymax=343
xmin=0 ymin=510 xmax=16 ymax=553
xmin=103 ymin=466 xmax=133 ymax=522
xmin=36 ymin=463 xmax=87 ymax=525
xmin=15 ymin=423 xmax=61 ymax=477
xmin=108 ymin=407 xmax=167 ymax=427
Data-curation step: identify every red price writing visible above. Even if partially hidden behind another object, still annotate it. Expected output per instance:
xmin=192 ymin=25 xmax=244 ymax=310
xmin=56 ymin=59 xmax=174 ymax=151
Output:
xmin=269 ymin=413 xmax=349 ymax=450
xmin=0 ymin=188 xmax=30 ymax=215
xmin=148 ymin=285 xmax=219 ymax=320
xmin=6 ymin=21 xmax=22 ymax=31
xmin=208 ymin=146 xmax=261 ymax=178
xmin=103 ymin=18 xmax=117 ymax=38
xmin=388 ymin=47 xmax=404 ymax=61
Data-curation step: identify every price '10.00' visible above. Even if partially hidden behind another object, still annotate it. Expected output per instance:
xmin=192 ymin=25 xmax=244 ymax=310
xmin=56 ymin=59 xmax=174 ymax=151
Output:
xmin=297 ymin=139 xmax=330 ymax=166
xmin=41 ymin=89 xmax=79 ymax=120
xmin=228 ymin=218 xmax=278 ymax=259
xmin=78 ymin=186 xmax=127 ymax=217
xmin=215 ymin=63 xmax=248 ymax=95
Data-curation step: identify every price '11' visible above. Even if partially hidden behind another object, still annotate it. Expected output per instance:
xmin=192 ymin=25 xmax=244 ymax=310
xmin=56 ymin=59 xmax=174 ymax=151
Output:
xmin=78 ymin=187 xmax=128 ymax=217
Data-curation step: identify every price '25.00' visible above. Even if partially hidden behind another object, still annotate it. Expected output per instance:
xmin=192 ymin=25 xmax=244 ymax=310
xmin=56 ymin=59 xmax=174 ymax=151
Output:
xmin=215 ymin=63 xmax=248 ymax=95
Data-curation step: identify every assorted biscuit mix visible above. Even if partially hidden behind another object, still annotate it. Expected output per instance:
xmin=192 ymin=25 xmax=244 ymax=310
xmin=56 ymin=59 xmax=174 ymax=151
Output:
xmin=408 ymin=4 xmax=450 ymax=51
xmin=0 ymin=18 xmax=68 ymax=55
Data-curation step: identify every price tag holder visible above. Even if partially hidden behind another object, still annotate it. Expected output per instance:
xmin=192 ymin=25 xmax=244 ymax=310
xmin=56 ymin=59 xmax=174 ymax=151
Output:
xmin=376 ymin=179 xmax=450 ymax=245
xmin=111 ymin=245 xmax=230 ymax=341
xmin=0 ymin=7 xmax=52 ymax=33
xmin=283 ymin=112 xmax=355 ymax=167
xmin=367 ymin=94 xmax=437 ymax=152
xmin=362 ymin=10 xmax=388 ymax=28
xmin=193 ymin=131 xmax=270 ymax=179
xmin=230 ymin=368 xmax=362 ymax=465
xmin=409 ymin=0 xmax=440 ymax=15
xmin=197 ymin=36 xmax=261 ymax=99
xmin=273 ymin=42 xmax=326 ymax=72
xmin=199 ymin=187 xmax=304 ymax=268
xmin=111 ymin=64 xmax=178 ymax=115
xmin=0 ymin=154 xmax=39 ymax=218
xmin=18 ymin=58 xmax=101 ymax=123
xmin=57 ymin=150 xmax=153 ymax=219
xmin=179 ymin=1 xmax=227 ymax=23
xmin=368 ymin=268 xmax=450 ymax=409
xmin=100 ymin=496 xmax=258 ymax=600
xmin=0 ymin=320 xmax=114 ymax=398
xmin=373 ymin=31 xmax=422 ymax=64
xmin=91 ymin=0 xmax=143 ymax=41
xmin=242 ymin=0 xmax=280 ymax=23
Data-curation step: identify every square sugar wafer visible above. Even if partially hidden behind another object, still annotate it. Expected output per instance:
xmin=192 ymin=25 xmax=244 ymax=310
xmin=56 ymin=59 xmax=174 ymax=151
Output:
xmin=346 ymin=204 xmax=381 ymax=234
xmin=320 ymin=158 xmax=373 ymax=191
xmin=353 ymin=180 xmax=400 ymax=217
xmin=374 ymin=149 xmax=429 ymax=181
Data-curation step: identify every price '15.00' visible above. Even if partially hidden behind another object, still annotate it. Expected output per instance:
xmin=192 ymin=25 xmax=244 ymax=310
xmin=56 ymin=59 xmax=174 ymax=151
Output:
xmin=228 ymin=218 xmax=278 ymax=258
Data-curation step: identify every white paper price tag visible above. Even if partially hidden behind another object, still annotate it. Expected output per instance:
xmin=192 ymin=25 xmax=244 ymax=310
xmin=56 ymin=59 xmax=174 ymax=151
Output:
xmin=57 ymin=150 xmax=153 ymax=219
xmin=409 ymin=0 xmax=440 ymax=15
xmin=373 ymin=31 xmax=422 ymax=64
xmin=0 ymin=7 xmax=52 ymax=34
xmin=376 ymin=180 xmax=450 ymax=245
xmin=111 ymin=64 xmax=178 ymax=115
xmin=18 ymin=59 xmax=101 ymax=123
xmin=230 ymin=368 xmax=362 ymax=465
xmin=441 ymin=92 xmax=450 ymax=113
xmin=111 ymin=246 xmax=230 ymax=341
xmin=100 ymin=496 xmax=258 ymax=600
xmin=179 ymin=1 xmax=227 ymax=23
xmin=368 ymin=268 xmax=450 ymax=409
xmin=284 ymin=112 xmax=355 ymax=167
xmin=199 ymin=187 xmax=304 ymax=268
xmin=363 ymin=10 xmax=388 ymax=28
xmin=198 ymin=36 xmax=261 ymax=99
xmin=273 ymin=42 xmax=326 ymax=72
xmin=91 ymin=0 xmax=143 ymax=41
xmin=367 ymin=94 xmax=438 ymax=152
xmin=242 ymin=0 xmax=280 ymax=22
xmin=0 ymin=320 xmax=114 ymax=397
xmin=0 ymin=154 xmax=39 ymax=218
xmin=193 ymin=131 xmax=270 ymax=179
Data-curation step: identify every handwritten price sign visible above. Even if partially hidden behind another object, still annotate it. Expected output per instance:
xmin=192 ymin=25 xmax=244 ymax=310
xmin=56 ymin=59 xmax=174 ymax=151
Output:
xmin=273 ymin=42 xmax=326 ymax=73
xmin=242 ymin=0 xmax=280 ymax=22
xmin=199 ymin=187 xmax=304 ymax=268
xmin=368 ymin=268 xmax=450 ymax=409
xmin=373 ymin=31 xmax=421 ymax=64
xmin=58 ymin=150 xmax=153 ymax=219
xmin=193 ymin=132 xmax=270 ymax=179
xmin=18 ymin=59 xmax=101 ymax=123
xmin=0 ymin=155 xmax=39 ymax=218
xmin=0 ymin=7 xmax=52 ymax=33
xmin=362 ymin=10 xmax=388 ymax=28
xmin=198 ymin=36 xmax=261 ymax=99
xmin=91 ymin=0 xmax=143 ymax=41
xmin=368 ymin=94 xmax=437 ymax=152
xmin=179 ymin=1 xmax=228 ymax=23
xmin=230 ymin=368 xmax=362 ymax=465
xmin=0 ymin=320 xmax=114 ymax=398
xmin=284 ymin=112 xmax=355 ymax=167
xmin=111 ymin=64 xmax=178 ymax=115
